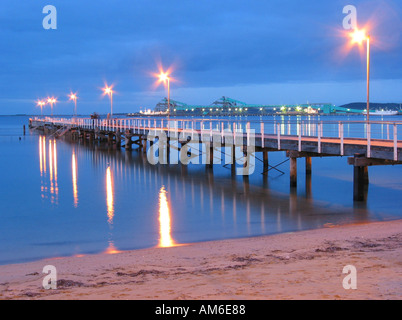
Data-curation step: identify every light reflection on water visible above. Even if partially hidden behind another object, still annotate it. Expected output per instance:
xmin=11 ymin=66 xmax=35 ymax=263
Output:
xmin=104 ymin=165 xmax=122 ymax=255
xmin=38 ymin=136 xmax=59 ymax=204
xmin=158 ymin=186 xmax=175 ymax=248
xmin=72 ymin=150 xmax=78 ymax=208
xmin=106 ymin=166 xmax=114 ymax=225
xmin=0 ymin=115 xmax=401 ymax=265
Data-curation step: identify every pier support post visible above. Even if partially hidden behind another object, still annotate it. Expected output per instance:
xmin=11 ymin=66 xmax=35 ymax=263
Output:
xmin=94 ymin=127 xmax=99 ymax=140
xmin=243 ymin=150 xmax=250 ymax=181
xmin=206 ymin=146 xmax=214 ymax=170
xmin=263 ymin=151 xmax=269 ymax=173
xmin=142 ymin=137 xmax=147 ymax=154
xmin=364 ymin=166 xmax=369 ymax=184
xmin=210 ymin=146 xmax=214 ymax=168
xmin=353 ymin=154 xmax=368 ymax=202
xmin=125 ymin=135 xmax=132 ymax=150
xmin=305 ymin=174 xmax=312 ymax=199
xmin=290 ymin=157 xmax=297 ymax=188
xmin=231 ymin=145 xmax=236 ymax=176
xmin=306 ymin=156 xmax=312 ymax=175
xmin=116 ymin=132 xmax=121 ymax=148
xmin=181 ymin=164 xmax=188 ymax=176
xmin=167 ymin=137 xmax=170 ymax=164
xmin=107 ymin=133 xmax=113 ymax=145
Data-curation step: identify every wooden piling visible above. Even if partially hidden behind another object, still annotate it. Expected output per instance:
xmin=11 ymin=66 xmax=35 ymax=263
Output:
xmin=210 ymin=146 xmax=214 ymax=167
xmin=243 ymin=150 xmax=250 ymax=180
xmin=125 ymin=135 xmax=132 ymax=150
xmin=305 ymin=173 xmax=312 ymax=199
xmin=142 ymin=137 xmax=147 ymax=154
xmin=107 ymin=133 xmax=113 ymax=145
xmin=206 ymin=146 xmax=213 ymax=169
xmin=115 ymin=132 xmax=121 ymax=148
xmin=353 ymin=154 xmax=368 ymax=202
xmin=166 ymin=137 xmax=170 ymax=163
xmin=290 ymin=157 xmax=297 ymax=187
xmin=306 ymin=156 xmax=312 ymax=175
xmin=231 ymin=145 xmax=236 ymax=176
xmin=363 ymin=166 xmax=369 ymax=184
xmin=263 ymin=151 xmax=269 ymax=172
xmin=354 ymin=166 xmax=366 ymax=201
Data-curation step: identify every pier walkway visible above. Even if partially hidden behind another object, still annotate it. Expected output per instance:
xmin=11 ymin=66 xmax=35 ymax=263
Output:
xmin=29 ymin=116 xmax=402 ymax=201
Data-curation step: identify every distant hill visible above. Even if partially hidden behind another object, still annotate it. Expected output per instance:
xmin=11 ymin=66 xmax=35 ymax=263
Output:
xmin=339 ymin=102 xmax=402 ymax=111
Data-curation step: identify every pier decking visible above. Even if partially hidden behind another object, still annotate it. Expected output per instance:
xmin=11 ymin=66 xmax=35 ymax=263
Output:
xmin=29 ymin=116 xmax=402 ymax=201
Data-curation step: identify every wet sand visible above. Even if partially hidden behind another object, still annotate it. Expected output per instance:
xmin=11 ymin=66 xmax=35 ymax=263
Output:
xmin=0 ymin=220 xmax=401 ymax=300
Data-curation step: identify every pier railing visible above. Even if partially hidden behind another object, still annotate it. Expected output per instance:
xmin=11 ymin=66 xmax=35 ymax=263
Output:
xmin=30 ymin=116 xmax=402 ymax=161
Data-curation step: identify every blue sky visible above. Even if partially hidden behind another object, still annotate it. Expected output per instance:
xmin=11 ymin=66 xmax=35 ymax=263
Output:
xmin=0 ymin=0 xmax=401 ymax=115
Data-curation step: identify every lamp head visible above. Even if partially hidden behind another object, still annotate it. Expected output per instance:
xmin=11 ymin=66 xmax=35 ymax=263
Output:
xmin=103 ymin=86 xmax=113 ymax=96
xmin=158 ymin=72 xmax=169 ymax=83
xmin=350 ymin=28 xmax=368 ymax=45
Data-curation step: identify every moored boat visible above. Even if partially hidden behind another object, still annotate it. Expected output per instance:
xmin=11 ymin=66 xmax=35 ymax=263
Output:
xmin=368 ymin=110 xmax=398 ymax=116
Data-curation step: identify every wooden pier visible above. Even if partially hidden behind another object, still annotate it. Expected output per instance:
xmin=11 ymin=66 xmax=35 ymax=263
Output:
xmin=29 ymin=116 xmax=402 ymax=201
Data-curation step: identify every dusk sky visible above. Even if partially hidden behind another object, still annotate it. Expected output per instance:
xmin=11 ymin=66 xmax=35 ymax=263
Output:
xmin=1 ymin=0 xmax=402 ymax=115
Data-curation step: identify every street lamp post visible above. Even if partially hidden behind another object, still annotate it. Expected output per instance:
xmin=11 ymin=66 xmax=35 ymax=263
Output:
xmin=166 ymin=77 xmax=170 ymax=118
xmin=69 ymin=93 xmax=78 ymax=117
xmin=350 ymin=28 xmax=371 ymax=123
xmin=36 ymin=100 xmax=45 ymax=116
xmin=366 ymin=35 xmax=371 ymax=123
xmin=47 ymin=97 xmax=57 ymax=116
xmin=157 ymin=72 xmax=171 ymax=119
xmin=102 ymin=85 xmax=114 ymax=118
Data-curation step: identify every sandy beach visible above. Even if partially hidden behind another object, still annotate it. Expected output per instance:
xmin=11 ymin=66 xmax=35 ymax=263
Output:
xmin=0 ymin=220 xmax=401 ymax=300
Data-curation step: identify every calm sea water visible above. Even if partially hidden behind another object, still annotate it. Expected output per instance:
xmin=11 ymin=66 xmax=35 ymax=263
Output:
xmin=0 ymin=115 xmax=401 ymax=265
